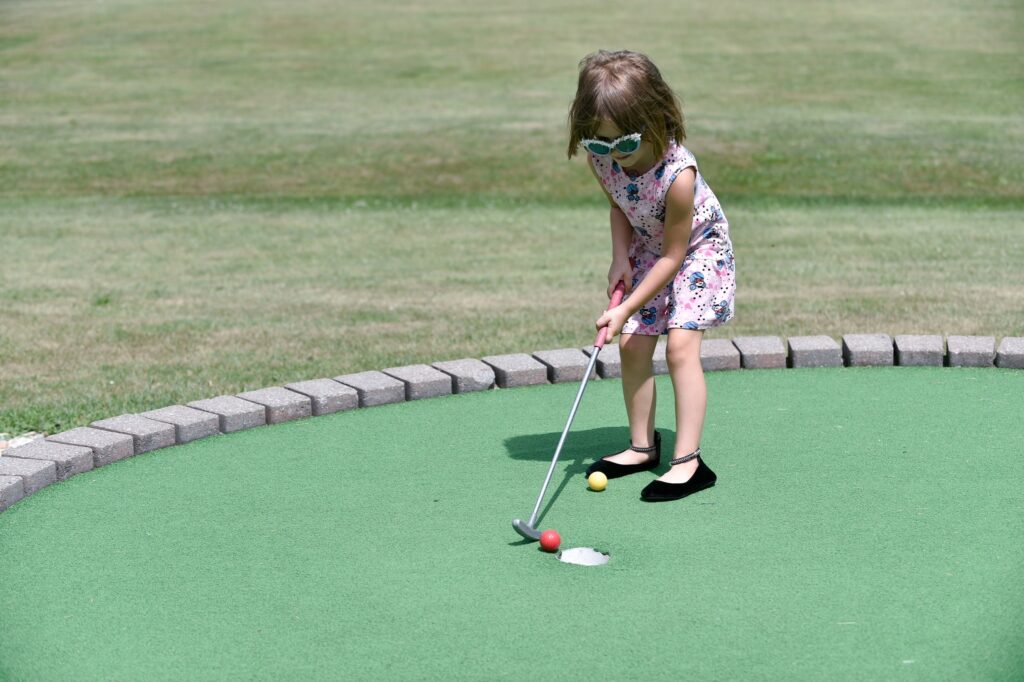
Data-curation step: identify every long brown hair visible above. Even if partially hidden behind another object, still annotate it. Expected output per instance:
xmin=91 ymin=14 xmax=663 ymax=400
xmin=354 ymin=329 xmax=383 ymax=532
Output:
xmin=567 ymin=50 xmax=685 ymax=160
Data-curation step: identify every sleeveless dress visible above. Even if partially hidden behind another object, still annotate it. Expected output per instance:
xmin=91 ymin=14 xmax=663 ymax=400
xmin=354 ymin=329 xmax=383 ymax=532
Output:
xmin=589 ymin=141 xmax=736 ymax=334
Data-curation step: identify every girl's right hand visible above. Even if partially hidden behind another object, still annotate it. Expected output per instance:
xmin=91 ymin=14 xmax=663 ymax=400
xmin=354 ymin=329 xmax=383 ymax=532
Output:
xmin=607 ymin=259 xmax=633 ymax=298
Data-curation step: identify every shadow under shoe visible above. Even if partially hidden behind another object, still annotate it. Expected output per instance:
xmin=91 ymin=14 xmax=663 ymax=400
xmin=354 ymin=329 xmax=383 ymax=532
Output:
xmin=585 ymin=431 xmax=661 ymax=480
xmin=640 ymin=449 xmax=717 ymax=502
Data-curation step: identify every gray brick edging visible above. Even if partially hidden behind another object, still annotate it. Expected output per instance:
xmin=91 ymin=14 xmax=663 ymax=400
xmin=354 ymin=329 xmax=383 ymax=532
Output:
xmin=1 ymin=332 xmax=1021 ymax=514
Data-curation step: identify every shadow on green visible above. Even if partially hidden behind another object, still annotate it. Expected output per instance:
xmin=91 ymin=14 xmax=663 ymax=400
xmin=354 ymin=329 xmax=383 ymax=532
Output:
xmin=505 ymin=426 xmax=684 ymax=541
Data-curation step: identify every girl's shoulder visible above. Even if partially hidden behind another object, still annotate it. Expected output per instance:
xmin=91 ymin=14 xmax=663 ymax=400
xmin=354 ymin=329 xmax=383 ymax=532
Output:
xmin=665 ymin=141 xmax=697 ymax=169
xmin=648 ymin=141 xmax=697 ymax=188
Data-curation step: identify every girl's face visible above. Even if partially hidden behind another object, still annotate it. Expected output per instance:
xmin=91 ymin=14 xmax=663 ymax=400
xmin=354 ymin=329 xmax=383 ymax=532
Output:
xmin=594 ymin=119 xmax=654 ymax=171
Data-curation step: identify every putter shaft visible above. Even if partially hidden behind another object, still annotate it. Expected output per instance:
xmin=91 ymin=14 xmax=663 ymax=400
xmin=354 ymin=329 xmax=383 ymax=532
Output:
xmin=524 ymin=346 xmax=602 ymax=529
xmin=513 ymin=282 xmax=624 ymax=541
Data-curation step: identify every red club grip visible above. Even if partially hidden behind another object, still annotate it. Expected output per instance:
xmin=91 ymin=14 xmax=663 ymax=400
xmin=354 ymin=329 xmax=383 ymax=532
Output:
xmin=594 ymin=281 xmax=626 ymax=349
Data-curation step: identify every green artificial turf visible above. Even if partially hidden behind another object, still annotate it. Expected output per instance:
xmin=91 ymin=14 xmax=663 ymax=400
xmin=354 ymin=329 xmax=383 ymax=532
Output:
xmin=1 ymin=367 xmax=1023 ymax=680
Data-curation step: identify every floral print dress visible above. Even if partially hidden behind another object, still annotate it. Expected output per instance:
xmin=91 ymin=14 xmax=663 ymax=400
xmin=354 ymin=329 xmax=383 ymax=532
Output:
xmin=590 ymin=141 xmax=736 ymax=334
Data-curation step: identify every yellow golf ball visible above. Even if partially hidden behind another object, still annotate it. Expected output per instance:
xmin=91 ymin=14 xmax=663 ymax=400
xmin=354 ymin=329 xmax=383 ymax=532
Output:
xmin=588 ymin=472 xmax=608 ymax=492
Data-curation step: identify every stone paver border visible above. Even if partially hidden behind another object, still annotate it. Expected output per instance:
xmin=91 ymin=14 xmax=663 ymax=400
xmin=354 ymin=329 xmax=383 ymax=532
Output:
xmin=733 ymin=336 xmax=787 ymax=369
xmin=1 ymin=333 xmax=1021 ymax=513
xmin=788 ymin=336 xmax=842 ymax=368
xmin=533 ymin=349 xmax=596 ymax=384
xmin=432 ymin=359 xmax=496 ymax=393
xmin=842 ymin=334 xmax=894 ymax=367
xmin=894 ymin=335 xmax=945 ymax=367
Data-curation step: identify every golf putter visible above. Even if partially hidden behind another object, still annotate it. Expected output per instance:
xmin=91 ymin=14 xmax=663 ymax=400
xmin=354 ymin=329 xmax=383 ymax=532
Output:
xmin=513 ymin=281 xmax=626 ymax=541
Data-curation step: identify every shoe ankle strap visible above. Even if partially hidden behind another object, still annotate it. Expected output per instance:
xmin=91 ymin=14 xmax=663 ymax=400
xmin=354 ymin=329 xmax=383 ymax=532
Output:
xmin=670 ymin=447 xmax=701 ymax=466
xmin=630 ymin=431 xmax=659 ymax=453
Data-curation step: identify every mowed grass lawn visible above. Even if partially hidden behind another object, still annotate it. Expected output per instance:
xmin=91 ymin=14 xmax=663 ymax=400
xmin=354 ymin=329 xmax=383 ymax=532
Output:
xmin=2 ymin=0 xmax=1022 ymax=434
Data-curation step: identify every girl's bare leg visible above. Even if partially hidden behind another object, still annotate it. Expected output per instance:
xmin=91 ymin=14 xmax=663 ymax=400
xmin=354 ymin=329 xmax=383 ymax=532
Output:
xmin=601 ymin=333 xmax=660 ymax=465
xmin=656 ymin=328 xmax=706 ymax=483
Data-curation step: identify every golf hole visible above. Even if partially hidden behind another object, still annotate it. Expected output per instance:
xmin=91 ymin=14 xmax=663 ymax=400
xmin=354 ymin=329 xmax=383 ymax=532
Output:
xmin=557 ymin=547 xmax=610 ymax=566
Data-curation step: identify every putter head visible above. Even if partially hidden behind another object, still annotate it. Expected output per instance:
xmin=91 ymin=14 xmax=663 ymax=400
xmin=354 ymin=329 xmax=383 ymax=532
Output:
xmin=512 ymin=519 xmax=541 ymax=541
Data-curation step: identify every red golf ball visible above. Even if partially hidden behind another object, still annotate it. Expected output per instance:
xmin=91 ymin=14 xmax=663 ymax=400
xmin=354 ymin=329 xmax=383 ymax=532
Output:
xmin=539 ymin=529 xmax=561 ymax=552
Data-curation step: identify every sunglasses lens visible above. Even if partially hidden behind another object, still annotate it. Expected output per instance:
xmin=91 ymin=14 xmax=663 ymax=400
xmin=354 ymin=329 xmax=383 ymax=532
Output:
xmin=615 ymin=137 xmax=640 ymax=154
xmin=584 ymin=141 xmax=612 ymax=155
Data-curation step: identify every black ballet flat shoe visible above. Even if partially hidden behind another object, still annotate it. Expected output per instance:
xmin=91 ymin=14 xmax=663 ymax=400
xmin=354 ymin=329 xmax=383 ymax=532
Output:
xmin=640 ymin=448 xmax=717 ymax=502
xmin=586 ymin=431 xmax=661 ymax=480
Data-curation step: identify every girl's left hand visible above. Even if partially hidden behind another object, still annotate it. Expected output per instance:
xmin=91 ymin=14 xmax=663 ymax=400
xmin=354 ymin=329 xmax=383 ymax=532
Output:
xmin=596 ymin=304 xmax=631 ymax=342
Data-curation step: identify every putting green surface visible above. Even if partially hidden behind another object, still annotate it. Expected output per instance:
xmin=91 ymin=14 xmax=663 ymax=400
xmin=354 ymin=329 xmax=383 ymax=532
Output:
xmin=1 ymin=367 xmax=1023 ymax=680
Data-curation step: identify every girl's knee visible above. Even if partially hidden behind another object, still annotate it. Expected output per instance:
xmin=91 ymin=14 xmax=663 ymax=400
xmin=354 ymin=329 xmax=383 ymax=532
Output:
xmin=620 ymin=334 xmax=657 ymax=366
xmin=666 ymin=331 xmax=702 ymax=368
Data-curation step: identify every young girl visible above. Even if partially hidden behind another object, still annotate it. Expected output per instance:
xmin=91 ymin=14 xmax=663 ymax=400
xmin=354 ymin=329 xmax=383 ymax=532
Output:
xmin=567 ymin=50 xmax=736 ymax=502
